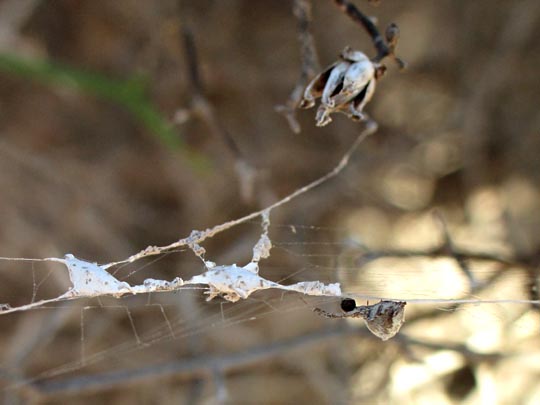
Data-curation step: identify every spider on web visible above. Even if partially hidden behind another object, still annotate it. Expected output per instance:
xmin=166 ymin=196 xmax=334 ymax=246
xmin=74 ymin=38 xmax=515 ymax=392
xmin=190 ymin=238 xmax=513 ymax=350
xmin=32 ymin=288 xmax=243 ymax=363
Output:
xmin=314 ymin=298 xmax=406 ymax=341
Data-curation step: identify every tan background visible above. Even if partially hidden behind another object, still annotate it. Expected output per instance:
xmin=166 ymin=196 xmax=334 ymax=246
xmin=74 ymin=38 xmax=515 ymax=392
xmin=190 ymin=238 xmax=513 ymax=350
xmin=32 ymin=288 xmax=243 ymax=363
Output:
xmin=0 ymin=0 xmax=539 ymax=403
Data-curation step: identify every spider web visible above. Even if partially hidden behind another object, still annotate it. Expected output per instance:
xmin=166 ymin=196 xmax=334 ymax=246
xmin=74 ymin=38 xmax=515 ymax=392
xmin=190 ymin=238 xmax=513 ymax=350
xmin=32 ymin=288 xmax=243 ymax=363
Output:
xmin=0 ymin=123 xmax=538 ymax=400
xmin=0 ymin=218 xmax=538 ymax=396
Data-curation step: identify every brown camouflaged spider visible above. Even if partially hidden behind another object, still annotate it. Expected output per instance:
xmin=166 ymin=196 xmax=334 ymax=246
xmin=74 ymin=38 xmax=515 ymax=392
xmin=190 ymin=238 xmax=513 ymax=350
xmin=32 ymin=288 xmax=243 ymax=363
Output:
xmin=314 ymin=298 xmax=406 ymax=341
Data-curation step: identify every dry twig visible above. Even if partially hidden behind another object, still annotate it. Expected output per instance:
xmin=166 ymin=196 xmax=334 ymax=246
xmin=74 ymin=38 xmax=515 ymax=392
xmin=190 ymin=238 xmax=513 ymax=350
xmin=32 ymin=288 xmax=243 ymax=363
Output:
xmin=275 ymin=0 xmax=320 ymax=133
xmin=179 ymin=27 xmax=257 ymax=202
xmin=28 ymin=323 xmax=495 ymax=397
xmin=332 ymin=0 xmax=405 ymax=67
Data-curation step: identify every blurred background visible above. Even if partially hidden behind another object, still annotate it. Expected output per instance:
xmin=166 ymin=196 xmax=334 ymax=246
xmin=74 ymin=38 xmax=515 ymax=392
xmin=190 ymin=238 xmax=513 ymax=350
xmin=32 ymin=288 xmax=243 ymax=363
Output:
xmin=0 ymin=0 xmax=539 ymax=403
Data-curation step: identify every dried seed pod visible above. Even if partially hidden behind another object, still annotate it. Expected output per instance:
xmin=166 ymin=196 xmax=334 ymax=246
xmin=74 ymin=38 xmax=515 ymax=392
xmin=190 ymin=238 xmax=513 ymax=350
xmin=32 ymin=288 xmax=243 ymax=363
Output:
xmin=329 ymin=58 xmax=375 ymax=107
xmin=300 ymin=47 xmax=377 ymax=127
xmin=321 ymin=61 xmax=351 ymax=107
xmin=300 ymin=62 xmax=338 ymax=109
xmin=340 ymin=46 xmax=371 ymax=63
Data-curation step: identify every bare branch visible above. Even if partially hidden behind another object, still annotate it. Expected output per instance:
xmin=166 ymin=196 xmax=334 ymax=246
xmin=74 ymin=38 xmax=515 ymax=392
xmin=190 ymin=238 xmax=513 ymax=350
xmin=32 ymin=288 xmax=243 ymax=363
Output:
xmin=30 ymin=322 xmax=498 ymax=396
xmin=332 ymin=0 xmax=406 ymax=67
xmin=433 ymin=211 xmax=478 ymax=289
xmin=275 ymin=0 xmax=321 ymax=133
xmin=180 ymin=27 xmax=257 ymax=202
xmin=356 ymin=246 xmax=519 ymax=269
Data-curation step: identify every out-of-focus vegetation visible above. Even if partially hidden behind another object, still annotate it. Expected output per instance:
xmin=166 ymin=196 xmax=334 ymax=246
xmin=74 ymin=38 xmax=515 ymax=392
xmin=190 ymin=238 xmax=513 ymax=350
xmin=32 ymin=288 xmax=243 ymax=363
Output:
xmin=0 ymin=0 xmax=539 ymax=403
xmin=0 ymin=53 xmax=215 ymax=167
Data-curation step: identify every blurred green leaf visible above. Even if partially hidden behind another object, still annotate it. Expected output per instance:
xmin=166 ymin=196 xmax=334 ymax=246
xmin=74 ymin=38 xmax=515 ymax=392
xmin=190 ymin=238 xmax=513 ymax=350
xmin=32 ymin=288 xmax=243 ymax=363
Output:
xmin=0 ymin=53 xmax=210 ymax=170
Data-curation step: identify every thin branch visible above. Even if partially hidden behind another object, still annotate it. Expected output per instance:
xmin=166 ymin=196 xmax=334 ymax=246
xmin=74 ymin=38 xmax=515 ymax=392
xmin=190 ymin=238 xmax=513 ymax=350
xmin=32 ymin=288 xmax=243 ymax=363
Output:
xmin=333 ymin=0 xmax=386 ymax=58
xmin=179 ymin=27 xmax=256 ymax=201
xmin=395 ymin=334 xmax=502 ymax=363
xmin=31 ymin=325 xmax=349 ymax=395
xmin=275 ymin=0 xmax=320 ymax=133
xmin=181 ymin=28 xmax=242 ymax=158
xmin=332 ymin=0 xmax=405 ymax=67
xmin=30 ymin=323 xmax=498 ymax=396
xmin=181 ymin=27 xmax=204 ymax=95
xmin=356 ymin=247 xmax=520 ymax=269
xmin=433 ymin=211 xmax=477 ymax=289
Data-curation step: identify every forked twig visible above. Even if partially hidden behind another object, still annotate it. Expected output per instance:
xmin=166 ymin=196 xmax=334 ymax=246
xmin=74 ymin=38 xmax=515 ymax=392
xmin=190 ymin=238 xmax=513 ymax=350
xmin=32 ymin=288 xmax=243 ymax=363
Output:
xmin=332 ymin=0 xmax=406 ymax=67
xmin=281 ymin=0 xmax=406 ymax=130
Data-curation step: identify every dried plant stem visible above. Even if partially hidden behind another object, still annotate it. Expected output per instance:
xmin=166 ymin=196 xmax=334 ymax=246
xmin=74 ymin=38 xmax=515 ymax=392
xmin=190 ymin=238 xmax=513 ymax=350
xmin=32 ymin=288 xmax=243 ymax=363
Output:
xmin=333 ymin=0 xmax=388 ymax=60
xmin=275 ymin=0 xmax=320 ymax=133
xmin=182 ymin=28 xmax=242 ymax=159
xmin=332 ymin=0 xmax=405 ymax=67
xmin=181 ymin=27 xmax=257 ymax=201
xmin=30 ymin=322 xmax=496 ymax=396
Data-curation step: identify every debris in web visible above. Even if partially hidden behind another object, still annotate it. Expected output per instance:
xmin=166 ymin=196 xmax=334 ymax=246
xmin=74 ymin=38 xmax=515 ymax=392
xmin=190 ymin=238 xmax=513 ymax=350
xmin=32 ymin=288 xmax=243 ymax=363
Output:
xmin=190 ymin=262 xmax=341 ymax=303
xmin=0 ymin=211 xmax=342 ymax=314
xmin=251 ymin=210 xmax=272 ymax=263
xmin=0 ymin=122 xmax=377 ymax=319
xmin=64 ymin=254 xmax=132 ymax=297
xmin=0 ymin=255 xmax=341 ymax=311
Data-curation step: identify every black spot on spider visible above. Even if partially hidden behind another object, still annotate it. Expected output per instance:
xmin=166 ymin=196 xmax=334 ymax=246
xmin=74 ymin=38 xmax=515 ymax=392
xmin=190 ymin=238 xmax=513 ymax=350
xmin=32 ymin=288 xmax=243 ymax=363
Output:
xmin=341 ymin=298 xmax=356 ymax=312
